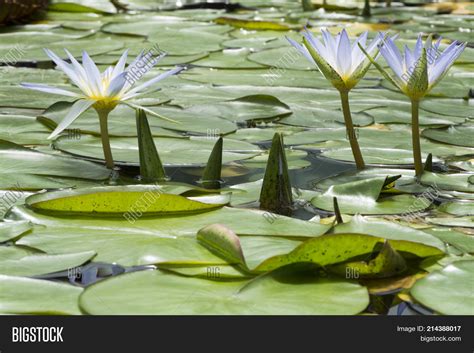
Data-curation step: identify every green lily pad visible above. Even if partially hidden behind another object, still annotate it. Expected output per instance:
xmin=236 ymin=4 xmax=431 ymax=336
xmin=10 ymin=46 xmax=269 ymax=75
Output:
xmin=256 ymin=230 xmax=443 ymax=274
xmin=49 ymin=0 xmax=116 ymax=13
xmin=332 ymin=216 xmax=446 ymax=256
xmin=420 ymin=99 xmax=473 ymax=119
xmin=411 ymin=260 xmax=474 ymax=315
xmin=79 ymin=269 xmax=369 ymax=315
xmin=322 ymin=146 xmax=444 ymax=166
xmin=0 ymin=33 xmax=124 ymax=64
xmin=422 ymin=124 xmax=474 ymax=148
xmin=0 ymin=249 xmax=96 ymax=277
xmin=0 ymin=86 xmax=75 ymax=109
xmin=426 ymin=216 xmax=474 ymax=228
xmin=248 ymin=47 xmax=314 ymax=71
xmin=0 ymin=67 xmax=66 ymax=86
xmin=421 ymin=172 xmax=474 ymax=193
xmin=426 ymin=228 xmax=474 ymax=254
xmin=330 ymin=241 xmax=408 ymax=279
xmin=314 ymin=168 xmax=423 ymax=194
xmin=311 ymin=176 xmax=433 ymax=215
xmin=0 ymin=139 xmax=110 ymax=180
xmin=26 ymin=185 xmax=229 ymax=216
xmin=439 ymin=201 xmax=474 ymax=216
xmin=159 ymin=264 xmax=250 ymax=279
xmin=0 ymin=114 xmax=52 ymax=145
xmin=11 ymin=205 xmax=331 ymax=240
xmin=283 ymin=107 xmax=374 ymax=128
xmin=18 ymin=227 xmax=229 ymax=267
xmin=193 ymin=48 xmax=266 ymax=69
xmin=0 ymin=220 xmax=32 ymax=243
xmin=0 ymin=275 xmax=82 ymax=315
xmin=182 ymin=67 xmax=329 ymax=89
xmin=241 ymin=149 xmax=310 ymax=170
xmin=148 ymin=29 xmax=228 ymax=56
xmin=367 ymin=106 xmax=466 ymax=126
xmin=185 ymin=95 xmax=292 ymax=123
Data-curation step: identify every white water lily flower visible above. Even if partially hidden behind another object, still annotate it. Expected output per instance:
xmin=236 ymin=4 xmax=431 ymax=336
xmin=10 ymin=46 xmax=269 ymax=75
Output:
xmin=366 ymin=35 xmax=466 ymax=100
xmin=288 ymin=28 xmax=383 ymax=91
xmin=21 ymin=49 xmax=183 ymax=139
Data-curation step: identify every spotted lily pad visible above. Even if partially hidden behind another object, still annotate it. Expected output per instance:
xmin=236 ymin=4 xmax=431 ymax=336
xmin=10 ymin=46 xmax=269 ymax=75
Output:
xmin=26 ymin=185 xmax=230 ymax=216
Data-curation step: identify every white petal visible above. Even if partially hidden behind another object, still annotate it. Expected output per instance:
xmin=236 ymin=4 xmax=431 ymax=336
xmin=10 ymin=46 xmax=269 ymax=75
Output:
xmin=413 ymin=35 xmax=423 ymax=61
xmin=82 ymin=51 xmax=103 ymax=96
xmin=44 ymin=49 xmax=85 ymax=92
xmin=111 ymin=49 xmax=129 ymax=80
xmin=379 ymin=42 xmax=404 ymax=80
xmin=120 ymin=50 xmax=145 ymax=93
xmin=122 ymin=66 xmax=184 ymax=100
xmin=64 ymin=49 xmax=92 ymax=96
xmin=125 ymin=50 xmax=164 ymax=91
xmin=336 ymin=29 xmax=352 ymax=77
xmin=429 ymin=43 xmax=465 ymax=86
xmin=20 ymin=82 xmax=80 ymax=98
xmin=321 ymin=29 xmax=338 ymax=64
xmin=404 ymin=45 xmax=415 ymax=75
xmin=287 ymin=37 xmax=315 ymax=64
xmin=350 ymin=31 xmax=368 ymax=70
xmin=105 ymin=72 xmax=128 ymax=97
xmin=302 ymin=29 xmax=327 ymax=58
xmin=48 ymin=99 xmax=94 ymax=140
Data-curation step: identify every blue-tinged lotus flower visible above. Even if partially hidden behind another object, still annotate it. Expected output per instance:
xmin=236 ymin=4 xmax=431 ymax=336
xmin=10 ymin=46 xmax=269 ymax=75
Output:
xmin=21 ymin=49 xmax=183 ymax=169
xmin=361 ymin=34 xmax=465 ymax=177
xmin=370 ymin=35 xmax=466 ymax=100
xmin=287 ymin=28 xmax=384 ymax=170
xmin=288 ymin=28 xmax=383 ymax=91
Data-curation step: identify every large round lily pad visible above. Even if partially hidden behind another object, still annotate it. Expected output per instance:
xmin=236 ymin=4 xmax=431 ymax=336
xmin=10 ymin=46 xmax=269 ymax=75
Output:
xmin=79 ymin=269 xmax=369 ymax=315
xmin=411 ymin=260 xmax=474 ymax=315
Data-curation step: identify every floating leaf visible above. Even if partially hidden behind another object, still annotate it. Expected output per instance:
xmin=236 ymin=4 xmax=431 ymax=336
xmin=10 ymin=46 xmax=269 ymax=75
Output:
xmin=331 ymin=241 xmax=408 ymax=279
xmin=0 ymin=275 xmax=82 ymax=315
xmin=421 ymin=172 xmax=474 ymax=193
xmin=422 ymin=123 xmax=474 ymax=148
xmin=332 ymin=216 xmax=445 ymax=256
xmin=26 ymin=185 xmax=229 ymax=216
xmin=0 ymin=139 xmax=110 ymax=180
xmin=214 ymin=17 xmax=289 ymax=31
xmin=0 ymin=249 xmax=96 ymax=277
xmin=311 ymin=176 xmax=433 ymax=215
xmin=411 ymin=260 xmax=474 ymax=314
xmin=255 ymin=228 xmax=443 ymax=274
xmin=79 ymin=269 xmax=369 ymax=315
xmin=0 ymin=220 xmax=32 ymax=243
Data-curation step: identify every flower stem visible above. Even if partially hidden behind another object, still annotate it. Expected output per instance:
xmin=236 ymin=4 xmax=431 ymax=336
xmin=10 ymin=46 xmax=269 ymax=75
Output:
xmin=339 ymin=90 xmax=365 ymax=170
xmin=411 ymin=98 xmax=423 ymax=178
xmin=96 ymin=109 xmax=114 ymax=169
